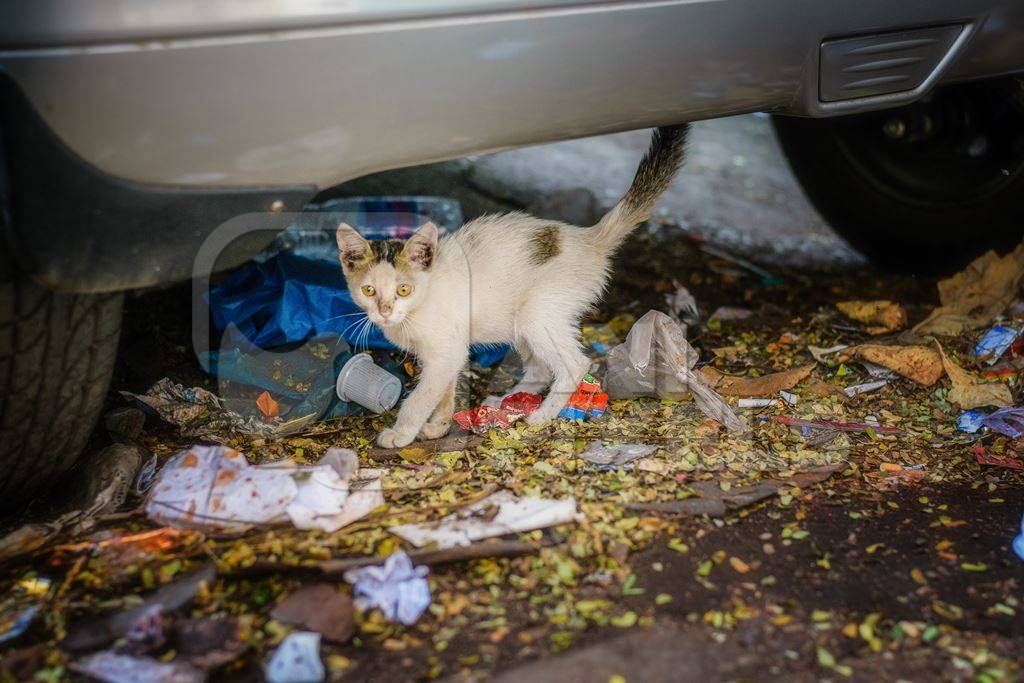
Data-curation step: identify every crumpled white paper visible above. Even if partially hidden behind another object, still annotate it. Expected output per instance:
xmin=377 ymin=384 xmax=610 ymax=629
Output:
xmin=344 ymin=551 xmax=431 ymax=626
xmin=604 ymin=310 xmax=744 ymax=431
xmin=390 ymin=490 xmax=578 ymax=549
xmin=266 ymin=631 xmax=325 ymax=683
xmin=146 ymin=446 xmax=383 ymax=534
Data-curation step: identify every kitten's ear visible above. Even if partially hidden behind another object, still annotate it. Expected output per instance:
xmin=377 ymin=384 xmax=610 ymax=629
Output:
xmin=336 ymin=223 xmax=370 ymax=269
xmin=403 ymin=221 xmax=438 ymax=270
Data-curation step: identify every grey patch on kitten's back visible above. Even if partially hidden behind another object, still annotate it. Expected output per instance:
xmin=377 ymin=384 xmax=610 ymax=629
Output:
xmin=528 ymin=225 xmax=561 ymax=264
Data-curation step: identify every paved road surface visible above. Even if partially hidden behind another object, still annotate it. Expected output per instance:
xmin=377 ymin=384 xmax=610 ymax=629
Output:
xmin=331 ymin=114 xmax=864 ymax=269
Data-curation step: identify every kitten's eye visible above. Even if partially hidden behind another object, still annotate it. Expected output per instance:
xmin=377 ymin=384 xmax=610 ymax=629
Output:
xmin=360 ymin=285 xmax=376 ymax=297
xmin=396 ymin=284 xmax=413 ymax=297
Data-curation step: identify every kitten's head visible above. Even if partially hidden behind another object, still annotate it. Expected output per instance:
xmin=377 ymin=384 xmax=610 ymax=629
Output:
xmin=335 ymin=221 xmax=438 ymax=328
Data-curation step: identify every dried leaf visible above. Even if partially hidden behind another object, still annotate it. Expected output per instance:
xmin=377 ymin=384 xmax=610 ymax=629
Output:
xmin=256 ymin=391 xmax=279 ymax=419
xmin=914 ymin=244 xmax=1024 ymax=335
xmin=699 ymin=364 xmax=814 ymax=397
xmin=398 ymin=447 xmax=430 ymax=465
xmin=935 ymin=342 xmax=1013 ymax=409
xmin=854 ymin=345 xmax=943 ymax=386
xmin=802 ymin=379 xmax=847 ymax=399
xmin=836 ymin=300 xmax=907 ymax=334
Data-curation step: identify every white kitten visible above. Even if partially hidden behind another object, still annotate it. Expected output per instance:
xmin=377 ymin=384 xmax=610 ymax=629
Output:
xmin=337 ymin=126 xmax=689 ymax=447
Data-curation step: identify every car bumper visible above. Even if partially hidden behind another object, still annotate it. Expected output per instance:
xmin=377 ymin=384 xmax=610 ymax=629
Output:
xmin=3 ymin=0 xmax=1023 ymax=190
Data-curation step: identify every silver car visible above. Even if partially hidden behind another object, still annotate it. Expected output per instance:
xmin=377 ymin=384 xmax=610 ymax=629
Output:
xmin=1 ymin=0 xmax=1022 ymax=506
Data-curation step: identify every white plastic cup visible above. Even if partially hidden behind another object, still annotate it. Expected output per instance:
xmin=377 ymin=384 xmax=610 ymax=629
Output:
xmin=336 ymin=354 xmax=402 ymax=413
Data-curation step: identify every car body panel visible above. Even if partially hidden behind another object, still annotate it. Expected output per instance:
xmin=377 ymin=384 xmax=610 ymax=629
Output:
xmin=2 ymin=0 xmax=1022 ymax=189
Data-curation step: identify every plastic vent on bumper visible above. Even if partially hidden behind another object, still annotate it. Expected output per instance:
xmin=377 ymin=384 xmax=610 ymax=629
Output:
xmin=820 ymin=25 xmax=964 ymax=102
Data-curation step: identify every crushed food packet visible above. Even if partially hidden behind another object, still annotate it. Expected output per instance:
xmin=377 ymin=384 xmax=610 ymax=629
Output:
xmin=500 ymin=391 xmax=543 ymax=419
xmin=343 ymin=551 xmax=430 ymax=626
xmin=972 ymin=444 xmax=1024 ymax=470
xmin=558 ymin=374 xmax=609 ymax=421
xmin=390 ymin=490 xmax=578 ymax=549
xmin=957 ymin=410 xmax=988 ymax=434
xmin=604 ymin=310 xmax=743 ymax=431
xmin=974 ymin=325 xmax=1020 ymax=365
xmin=453 ymin=392 xmax=542 ymax=434
xmin=453 ymin=406 xmax=510 ymax=433
xmin=146 ymin=446 xmax=383 ymax=534
xmin=977 ymin=406 xmax=1024 ymax=438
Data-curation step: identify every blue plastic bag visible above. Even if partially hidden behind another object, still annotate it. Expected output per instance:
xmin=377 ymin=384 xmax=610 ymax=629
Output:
xmin=207 ymin=237 xmax=508 ymax=365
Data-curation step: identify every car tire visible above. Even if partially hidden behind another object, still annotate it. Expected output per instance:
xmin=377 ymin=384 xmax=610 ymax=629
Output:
xmin=772 ymin=80 xmax=1024 ymax=274
xmin=0 ymin=257 xmax=123 ymax=513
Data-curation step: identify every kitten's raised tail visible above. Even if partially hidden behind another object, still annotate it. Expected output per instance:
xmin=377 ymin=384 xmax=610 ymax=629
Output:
xmin=590 ymin=124 xmax=690 ymax=250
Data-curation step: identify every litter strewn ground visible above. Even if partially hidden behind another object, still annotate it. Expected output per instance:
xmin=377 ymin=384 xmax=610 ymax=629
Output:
xmin=1 ymin=223 xmax=1023 ymax=682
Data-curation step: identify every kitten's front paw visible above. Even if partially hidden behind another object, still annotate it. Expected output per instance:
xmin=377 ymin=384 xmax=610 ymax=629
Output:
xmin=377 ymin=427 xmax=415 ymax=448
xmin=418 ymin=419 xmax=451 ymax=440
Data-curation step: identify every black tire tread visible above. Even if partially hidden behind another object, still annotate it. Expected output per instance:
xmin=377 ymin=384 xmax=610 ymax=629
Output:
xmin=0 ymin=269 xmax=122 ymax=509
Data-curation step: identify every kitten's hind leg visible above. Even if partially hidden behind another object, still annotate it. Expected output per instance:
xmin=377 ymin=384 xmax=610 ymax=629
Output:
xmin=522 ymin=327 xmax=590 ymax=425
xmin=508 ymin=349 xmax=553 ymax=395
xmin=481 ymin=348 xmax=551 ymax=408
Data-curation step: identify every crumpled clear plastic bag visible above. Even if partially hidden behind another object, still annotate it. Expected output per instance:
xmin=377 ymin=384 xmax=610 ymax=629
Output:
xmin=604 ymin=310 xmax=743 ymax=431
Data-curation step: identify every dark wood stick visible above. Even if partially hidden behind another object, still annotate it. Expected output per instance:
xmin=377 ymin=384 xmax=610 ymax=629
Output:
xmin=224 ymin=539 xmax=550 ymax=580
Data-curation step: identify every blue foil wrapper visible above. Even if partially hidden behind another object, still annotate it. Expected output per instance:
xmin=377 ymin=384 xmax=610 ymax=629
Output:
xmin=957 ymin=410 xmax=988 ymax=434
xmin=974 ymin=325 xmax=1019 ymax=365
